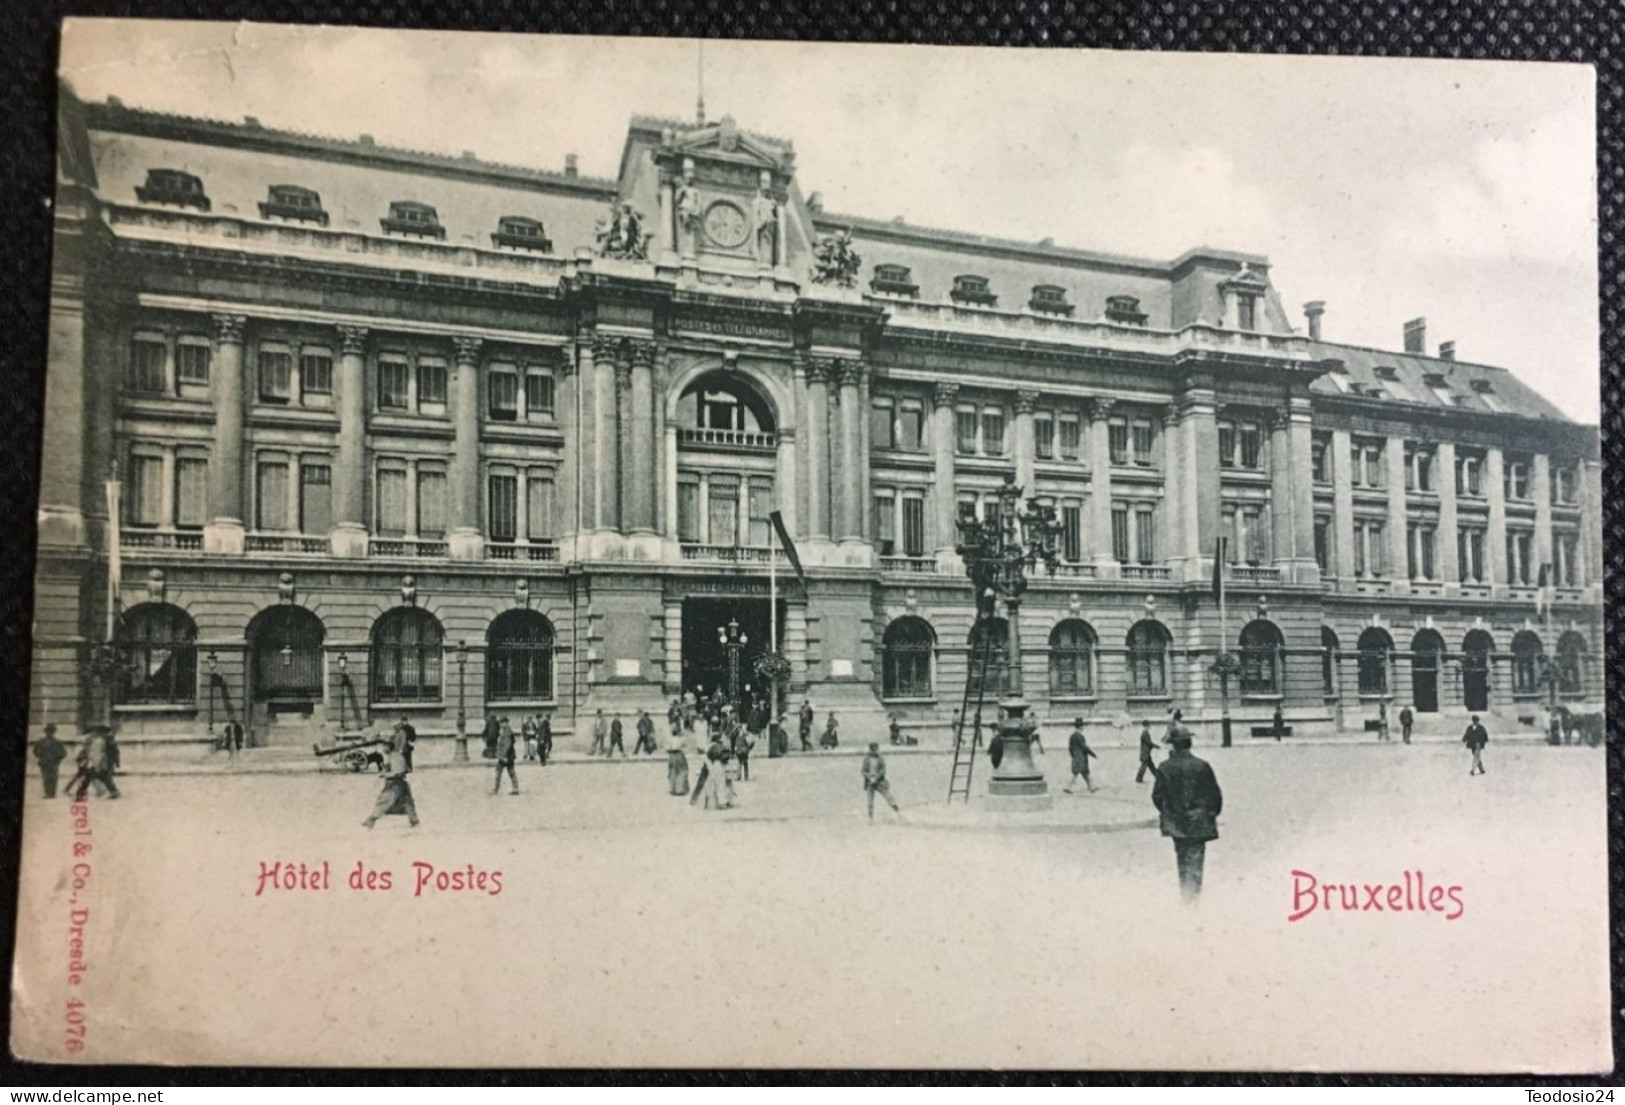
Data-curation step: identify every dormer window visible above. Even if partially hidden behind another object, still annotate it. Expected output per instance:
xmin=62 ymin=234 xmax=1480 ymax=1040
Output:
xmin=1374 ymin=365 xmax=1400 ymax=381
xmin=1470 ymin=378 xmax=1508 ymax=413
xmin=259 ymin=184 xmax=328 ymax=226
xmin=1422 ymin=372 xmax=1455 ymax=405
xmin=1104 ymin=295 xmax=1148 ymax=326
xmin=870 ymin=264 xmax=918 ymax=297
xmin=135 ymin=169 xmax=210 ymax=212
xmin=950 ymin=275 xmax=997 ymax=307
xmin=381 ymin=201 xmax=445 ymax=240
xmin=1029 ymin=285 xmax=1074 ymax=317
xmin=491 ymin=216 xmax=553 ymax=252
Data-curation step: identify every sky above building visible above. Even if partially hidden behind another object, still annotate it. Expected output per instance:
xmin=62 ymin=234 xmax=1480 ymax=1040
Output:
xmin=59 ymin=21 xmax=1600 ymax=423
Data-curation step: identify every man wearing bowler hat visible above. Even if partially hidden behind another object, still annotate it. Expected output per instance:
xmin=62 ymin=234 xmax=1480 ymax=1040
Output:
xmin=1151 ymin=727 xmax=1223 ymax=902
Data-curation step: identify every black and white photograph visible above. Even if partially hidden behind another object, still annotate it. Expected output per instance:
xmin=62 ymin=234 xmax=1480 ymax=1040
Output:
xmin=9 ymin=22 xmax=1608 ymax=1071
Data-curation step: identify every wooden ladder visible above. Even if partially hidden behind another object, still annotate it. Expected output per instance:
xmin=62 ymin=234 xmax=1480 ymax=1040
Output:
xmin=947 ymin=617 xmax=996 ymax=803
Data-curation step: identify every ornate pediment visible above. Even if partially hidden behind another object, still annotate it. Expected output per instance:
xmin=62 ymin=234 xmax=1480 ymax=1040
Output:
xmin=661 ymin=115 xmax=793 ymax=174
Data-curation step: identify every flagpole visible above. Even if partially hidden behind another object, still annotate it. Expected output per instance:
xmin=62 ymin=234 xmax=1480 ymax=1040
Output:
xmin=1217 ymin=536 xmax=1232 ymax=748
xmin=770 ymin=519 xmax=779 ymax=725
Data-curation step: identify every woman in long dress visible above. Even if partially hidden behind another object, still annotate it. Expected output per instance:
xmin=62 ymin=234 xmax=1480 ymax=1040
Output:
xmin=666 ymin=725 xmax=689 ymax=796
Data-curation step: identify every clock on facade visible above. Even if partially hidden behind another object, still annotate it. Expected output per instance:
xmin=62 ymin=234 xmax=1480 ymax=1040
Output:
xmin=702 ymin=200 xmax=750 ymax=249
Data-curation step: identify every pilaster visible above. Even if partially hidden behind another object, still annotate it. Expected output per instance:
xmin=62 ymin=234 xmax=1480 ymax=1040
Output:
xmin=1384 ymin=435 xmax=1409 ymax=595
xmin=203 ymin=312 xmax=247 ymax=555
xmin=447 ymin=336 xmax=485 ymax=561
xmin=330 ymin=324 xmax=370 ymax=558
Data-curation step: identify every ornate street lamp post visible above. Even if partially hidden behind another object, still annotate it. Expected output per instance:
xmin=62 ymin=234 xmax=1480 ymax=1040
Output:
xmin=335 ymin=651 xmax=349 ymax=733
xmin=717 ymin=617 xmax=748 ymax=713
xmin=454 ymin=640 xmax=470 ymax=763
xmin=956 ymin=473 xmax=1064 ymax=808
xmin=205 ymin=650 xmax=219 ymax=733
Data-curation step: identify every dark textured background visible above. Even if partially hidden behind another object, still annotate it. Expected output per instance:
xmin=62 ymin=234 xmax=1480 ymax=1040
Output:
xmin=0 ymin=0 xmax=1617 ymax=1086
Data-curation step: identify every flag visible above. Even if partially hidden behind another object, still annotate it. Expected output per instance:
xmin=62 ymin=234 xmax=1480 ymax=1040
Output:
xmin=1211 ymin=536 xmax=1227 ymax=605
xmin=104 ymin=477 xmax=122 ymax=640
xmin=768 ymin=511 xmax=806 ymax=585
xmin=1536 ymin=562 xmax=1552 ymax=619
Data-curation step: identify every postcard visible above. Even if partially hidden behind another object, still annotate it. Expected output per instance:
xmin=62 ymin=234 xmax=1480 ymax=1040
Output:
xmin=11 ymin=21 xmax=1607 ymax=1071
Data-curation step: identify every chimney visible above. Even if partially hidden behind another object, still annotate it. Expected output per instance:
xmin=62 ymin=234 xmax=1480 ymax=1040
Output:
xmin=807 ymin=191 xmax=824 ymax=213
xmin=1439 ymin=340 xmax=1456 ymax=362
xmin=358 ymin=134 xmax=375 ymax=147
xmin=1303 ymin=300 xmax=1325 ymax=341
xmin=564 ymin=154 xmax=578 ymax=178
xmin=1403 ymin=317 xmax=1426 ymax=354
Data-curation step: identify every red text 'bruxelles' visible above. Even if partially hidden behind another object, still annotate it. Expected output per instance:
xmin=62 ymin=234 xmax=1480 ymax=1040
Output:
xmin=1288 ymin=869 xmax=1463 ymax=922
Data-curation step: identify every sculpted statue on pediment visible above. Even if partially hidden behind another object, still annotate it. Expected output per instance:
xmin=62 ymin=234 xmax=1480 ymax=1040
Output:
xmin=595 ymin=200 xmax=650 ymax=261
xmin=810 ymin=228 xmax=861 ymax=288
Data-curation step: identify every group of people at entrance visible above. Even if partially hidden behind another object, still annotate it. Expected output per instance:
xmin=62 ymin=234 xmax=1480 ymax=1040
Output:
xmin=31 ymin=724 xmax=121 ymax=802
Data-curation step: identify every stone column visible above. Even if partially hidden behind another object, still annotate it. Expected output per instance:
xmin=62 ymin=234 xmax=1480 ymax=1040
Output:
xmin=775 ymin=426 xmax=797 ymax=541
xmin=651 ymin=346 xmax=668 ymax=537
xmin=204 ymin=313 xmax=248 ymax=554
xmin=1159 ymin=404 xmax=1185 ymax=561
xmin=1331 ymin=429 xmax=1356 ymax=581
xmin=1269 ymin=410 xmax=1293 ymax=568
xmin=805 ymin=360 xmax=831 ymax=542
xmin=1486 ymin=447 xmax=1508 ymax=593
xmin=932 ymin=382 xmax=960 ymax=555
xmin=594 ymin=337 xmax=621 ymax=534
xmin=856 ymin=361 xmax=873 ymax=541
xmin=663 ymin=600 xmax=683 ymax=695
xmin=836 ymin=360 xmax=863 ymax=543
xmin=1436 ymin=441 xmax=1460 ymax=589
xmin=1287 ymin=397 xmax=1317 ymax=583
xmin=628 ymin=341 xmax=656 ymax=535
xmin=1581 ymin=459 xmax=1603 ymax=592
xmin=577 ymin=333 xmax=599 ymax=536
xmin=614 ymin=360 xmax=633 ymax=535
xmin=1087 ymin=398 xmax=1117 ymax=576
xmin=1385 ymin=435 xmax=1409 ymax=593
xmin=1532 ymin=452 xmax=1553 ymax=579
xmin=1014 ymin=389 xmax=1039 ymax=493
xmin=555 ymin=347 xmax=579 ymax=552
xmin=330 ymin=324 xmax=370 ymax=558
xmin=448 ymin=336 xmax=485 ymax=561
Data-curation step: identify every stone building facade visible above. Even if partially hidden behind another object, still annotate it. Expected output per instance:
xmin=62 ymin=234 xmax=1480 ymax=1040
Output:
xmin=32 ymin=91 xmax=1604 ymax=756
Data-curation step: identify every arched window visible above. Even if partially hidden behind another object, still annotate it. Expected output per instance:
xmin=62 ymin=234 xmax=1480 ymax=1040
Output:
xmin=1461 ymin=629 xmax=1494 ymax=712
xmin=1126 ymin=620 xmax=1171 ymax=697
xmin=1555 ymin=631 xmax=1587 ymax=697
xmin=1321 ymin=626 xmax=1340 ymax=698
xmin=882 ymin=617 xmax=935 ymax=698
xmin=676 ymin=370 xmax=777 ymax=434
xmin=1410 ymin=628 xmax=1446 ymax=713
xmin=1511 ymin=630 xmax=1544 ymax=698
xmin=114 ymin=603 xmax=198 ymax=705
xmin=1238 ymin=620 xmax=1284 ymax=697
xmin=1049 ymin=619 xmax=1097 ymax=697
xmin=1356 ymin=627 xmax=1394 ymax=696
xmin=968 ymin=617 xmax=1010 ymax=698
xmin=486 ymin=610 xmax=555 ymax=702
xmin=371 ymin=608 xmax=444 ymax=704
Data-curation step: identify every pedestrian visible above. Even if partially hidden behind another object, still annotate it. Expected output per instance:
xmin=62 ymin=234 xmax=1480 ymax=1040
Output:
xmin=363 ymin=725 xmax=420 ymax=829
xmin=482 ymin=712 xmax=500 ymax=759
xmin=635 ymin=710 xmax=657 ymax=756
xmin=590 ymin=708 xmax=608 ymax=756
xmin=1463 ymin=714 xmax=1489 ymax=776
xmin=398 ymin=716 xmax=417 ymax=772
xmin=1151 ymin=728 xmax=1223 ymax=902
xmin=888 ymin=715 xmax=903 ymax=746
xmin=1399 ymin=704 xmax=1414 ymax=745
xmin=33 ymin=724 xmax=67 ymax=799
xmin=820 ymin=713 xmax=840 ymax=750
xmin=521 ymin=715 xmax=538 ymax=762
xmin=608 ymin=715 xmax=627 ymax=757
xmin=106 ymin=728 xmax=122 ymax=775
xmin=799 ymin=700 xmax=815 ymax=752
xmin=1378 ymin=700 xmax=1390 ymax=742
xmin=492 ymin=718 xmax=519 ymax=795
xmin=688 ymin=724 xmax=712 ymax=807
xmin=862 ymin=742 xmax=902 ymax=822
xmin=1137 ymin=721 xmax=1163 ymax=780
xmin=704 ymin=731 xmax=733 ymax=810
xmin=69 ymin=725 xmax=120 ymax=801
xmin=226 ymin=717 xmax=245 ymax=759
xmin=1064 ymin=718 xmax=1097 ymax=794
xmin=768 ymin=715 xmax=788 ymax=758
xmin=1272 ymin=704 xmax=1285 ymax=742
xmin=1164 ymin=708 xmax=1186 ymax=745
xmin=1029 ymin=722 xmax=1044 ymax=755
xmin=666 ymin=726 xmax=689 ymax=796
xmin=668 ymin=698 xmax=683 ymax=737
xmin=734 ymin=721 xmax=755 ymax=781
xmin=537 ymin=714 xmax=553 ymax=764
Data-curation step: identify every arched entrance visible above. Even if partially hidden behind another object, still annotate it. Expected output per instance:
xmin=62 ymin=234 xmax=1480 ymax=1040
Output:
xmin=246 ymin=605 xmax=325 ymax=739
xmin=1410 ymin=628 xmax=1445 ymax=713
xmin=1461 ymin=630 xmax=1493 ymax=712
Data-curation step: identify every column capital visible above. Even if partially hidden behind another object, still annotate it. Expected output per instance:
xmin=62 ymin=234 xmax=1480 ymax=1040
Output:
xmin=629 ymin=339 xmax=658 ymax=370
xmin=1159 ymin=402 xmax=1180 ymax=428
xmin=212 ymin=313 xmax=247 ymax=345
xmin=1015 ymin=389 xmax=1041 ymax=415
xmin=553 ymin=344 xmax=576 ymax=378
xmin=806 ymin=358 xmax=833 ymax=386
xmin=593 ymin=334 xmax=623 ymax=364
xmin=452 ymin=336 xmax=483 ymax=365
xmin=1264 ymin=407 xmax=1290 ymax=433
xmin=932 ymin=381 xmax=961 ymax=408
xmin=336 ymin=325 xmax=368 ymax=357
xmin=835 ymin=359 xmax=867 ymax=389
xmin=1084 ymin=396 xmax=1115 ymax=422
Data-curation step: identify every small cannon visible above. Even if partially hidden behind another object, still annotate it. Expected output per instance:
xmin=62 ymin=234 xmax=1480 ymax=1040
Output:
xmin=313 ymin=735 xmax=389 ymax=773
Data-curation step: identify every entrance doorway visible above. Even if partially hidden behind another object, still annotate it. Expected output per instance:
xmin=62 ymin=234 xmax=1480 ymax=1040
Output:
xmin=247 ymin=606 xmax=325 ymax=738
xmin=1462 ymin=629 xmax=1493 ymax=713
xmin=1411 ymin=628 xmax=1444 ymax=713
xmin=681 ymin=597 xmax=783 ymax=709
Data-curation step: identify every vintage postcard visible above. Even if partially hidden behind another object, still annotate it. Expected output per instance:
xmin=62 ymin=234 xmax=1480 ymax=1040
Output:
xmin=11 ymin=22 xmax=1607 ymax=1071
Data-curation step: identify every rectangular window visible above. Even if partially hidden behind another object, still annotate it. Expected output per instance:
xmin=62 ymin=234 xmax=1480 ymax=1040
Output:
xmin=873 ymin=492 xmax=896 ymax=556
xmin=1313 ymin=517 xmax=1330 ymax=573
xmin=1244 ymin=507 xmax=1267 ymax=564
xmin=1458 ymin=527 xmax=1486 ymax=583
xmin=870 ymin=400 xmax=895 ymax=451
xmin=488 ymin=473 xmax=518 ymax=542
xmin=1554 ymin=464 xmax=1577 ymax=505
xmin=897 ymin=404 xmax=924 ymax=451
xmin=1368 ymin=522 xmax=1386 ymax=576
xmin=128 ymin=337 xmax=167 ymax=394
xmin=956 ymin=492 xmax=978 ymax=523
xmin=1034 ymin=415 xmax=1054 ymax=460
xmin=1457 ymin=456 xmax=1482 ymax=497
xmin=956 ymin=408 xmax=978 ymax=454
xmin=488 ymin=370 xmax=519 ymax=421
xmin=527 ymin=475 xmax=554 ymax=541
xmin=300 ymin=348 xmax=333 ymax=398
xmin=1219 ymin=424 xmax=1237 ymax=469
xmin=416 ymin=361 xmax=448 ymax=408
xmin=981 ymin=409 xmax=1005 ymax=455
xmin=1062 ymin=503 xmax=1082 ymax=563
xmin=175 ymin=341 xmax=211 ymax=386
xmin=378 ymin=360 xmax=410 ymax=411
xmin=524 ymin=371 xmax=554 ymax=419
xmin=1558 ymin=532 xmax=1579 ymax=586
xmin=1237 ymin=295 xmax=1256 ymax=331
xmin=1108 ymin=422 xmax=1129 ymax=466
xmin=747 ymin=480 xmax=773 ymax=547
xmin=256 ymin=460 xmax=289 ymax=531
xmin=1058 ymin=417 xmax=1081 ymax=461
xmin=257 ymin=349 xmax=293 ymax=404
xmin=376 ymin=467 xmax=408 ymax=536
xmin=902 ymin=495 xmax=926 ymax=558
xmin=417 ymin=470 xmax=446 ymax=538
xmin=1135 ymin=507 xmax=1156 ymax=564
xmin=1353 ymin=521 xmax=1367 ymax=576
xmin=126 ymin=454 xmax=164 ymax=526
xmin=677 ymin=480 xmax=701 ymax=544
xmin=174 ymin=457 xmax=207 ymax=529
xmin=1420 ymin=526 xmax=1435 ymax=579
xmin=1365 ymin=446 xmax=1383 ymax=489
xmin=709 ymin=479 xmax=738 ymax=546
xmin=1131 ymin=421 xmax=1155 ymax=466
xmin=1239 ymin=424 xmax=1262 ymax=469
xmin=1349 ymin=442 xmax=1363 ymax=487
xmin=1110 ymin=504 xmax=1130 ymax=562
xmin=299 ymin=462 xmax=332 ymax=535
xmin=1312 ymin=441 xmax=1329 ymax=485
xmin=1404 ymin=450 xmax=1417 ymax=492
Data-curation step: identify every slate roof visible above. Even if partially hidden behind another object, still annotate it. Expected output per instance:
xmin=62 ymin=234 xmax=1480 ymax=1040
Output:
xmin=1308 ymin=340 xmax=1571 ymax=422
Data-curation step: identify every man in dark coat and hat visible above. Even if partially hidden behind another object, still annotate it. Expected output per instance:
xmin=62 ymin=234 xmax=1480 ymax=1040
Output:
xmin=1151 ymin=728 xmax=1223 ymax=902
xmin=1064 ymin=718 xmax=1097 ymax=794
xmin=33 ymin=724 xmax=67 ymax=799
